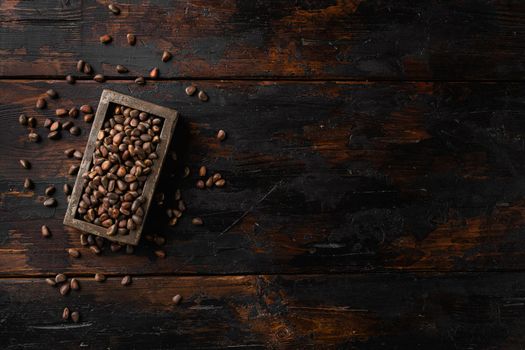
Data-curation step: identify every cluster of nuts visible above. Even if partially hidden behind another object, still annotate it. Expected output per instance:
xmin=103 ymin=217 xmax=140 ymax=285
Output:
xmin=76 ymin=105 xmax=163 ymax=236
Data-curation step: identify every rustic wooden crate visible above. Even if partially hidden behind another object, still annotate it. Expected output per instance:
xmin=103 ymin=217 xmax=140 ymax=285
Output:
xmin=63 ymin=89 xmax=179 ymax=245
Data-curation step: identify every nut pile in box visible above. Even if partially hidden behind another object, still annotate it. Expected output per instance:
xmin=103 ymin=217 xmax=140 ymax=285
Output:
xmin=64 ymin=89 xmax=178 ymax=245
xmin=77 ymin=106 xmax=163 ymax=236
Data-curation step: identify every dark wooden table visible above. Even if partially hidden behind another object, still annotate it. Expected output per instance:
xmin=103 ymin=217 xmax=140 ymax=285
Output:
xmin=2 ymin=1 xmax=525 ymax=348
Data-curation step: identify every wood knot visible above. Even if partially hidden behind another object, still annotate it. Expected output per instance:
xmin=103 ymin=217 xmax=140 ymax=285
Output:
xmin=274 ymin=325 xmax=293 ymax=341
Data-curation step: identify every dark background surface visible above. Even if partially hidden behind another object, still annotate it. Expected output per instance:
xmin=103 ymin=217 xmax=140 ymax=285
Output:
xmin=1 ymin=1 xmax=525 ymax=349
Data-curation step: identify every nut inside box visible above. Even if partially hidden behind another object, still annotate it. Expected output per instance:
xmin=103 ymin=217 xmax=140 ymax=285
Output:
xmin=64 ymin=89 xmax=178 ymax=245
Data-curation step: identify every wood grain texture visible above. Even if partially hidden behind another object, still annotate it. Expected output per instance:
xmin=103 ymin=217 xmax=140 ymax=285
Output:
xmin=1 ymin=0 xmax=525 ymax=80
xmin=2 ymin=273 xmax=525 ymax=349
xmin=1 ymin=80 xmax=525 ymax=275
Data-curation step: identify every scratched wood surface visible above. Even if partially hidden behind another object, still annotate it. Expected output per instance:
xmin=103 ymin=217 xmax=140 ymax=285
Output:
xmin=2 ymin=0 xmax=525 ymax=80
xmin=2 ymin=273 xmax=525 ymax=349
xmin=2 ymin=80 xmax=525 ymax=276
xmin=2 ymin=0 xmax=525 ymax=349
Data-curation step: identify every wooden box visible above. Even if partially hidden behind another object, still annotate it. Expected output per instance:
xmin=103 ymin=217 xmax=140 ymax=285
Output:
xmin=63 ymin=89 xmax=178 ymax=245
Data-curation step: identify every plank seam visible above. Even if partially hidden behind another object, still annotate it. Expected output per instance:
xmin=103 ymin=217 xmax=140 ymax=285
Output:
xmin=0 ymin=270 xmax=523 ymax=279
xmin=2 ymin=77 xmax=525 ymax=83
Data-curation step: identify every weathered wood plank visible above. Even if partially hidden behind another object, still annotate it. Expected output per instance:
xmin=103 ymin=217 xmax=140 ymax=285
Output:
xmin=1 ymin=80 xmax=525 ymax=275
xmin=1 ymin=0 xmax=525 ymax=79
xmin=1 ymin=273 xmax=525 ymax=349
